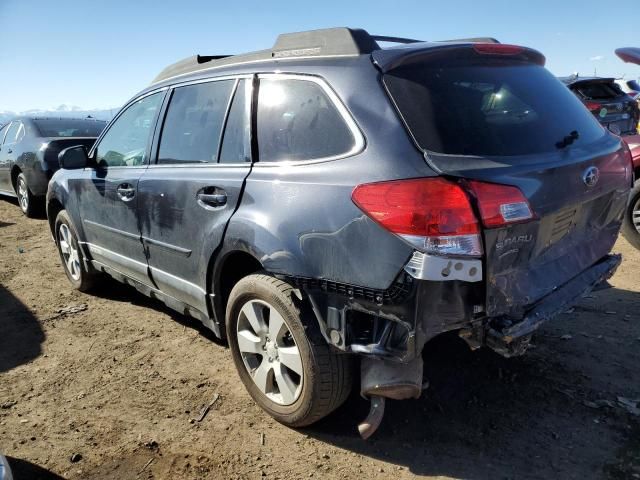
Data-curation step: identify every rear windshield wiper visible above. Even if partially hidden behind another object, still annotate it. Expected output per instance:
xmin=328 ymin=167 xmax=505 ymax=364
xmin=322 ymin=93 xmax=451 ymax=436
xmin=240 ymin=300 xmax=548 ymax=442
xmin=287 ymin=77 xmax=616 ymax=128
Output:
xmin=556 ymin=130 xmax=579 ymax=149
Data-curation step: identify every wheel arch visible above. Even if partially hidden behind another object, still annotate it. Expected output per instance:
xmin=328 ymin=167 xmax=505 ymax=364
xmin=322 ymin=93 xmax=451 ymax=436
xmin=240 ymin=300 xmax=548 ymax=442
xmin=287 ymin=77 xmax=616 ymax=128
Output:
xmin=207 ymin=247 xmax=264 ymax=339
xmin=10 ymin=165 xmax=21 ymax=192
xmin=47 ymin=198 xmax=64 ymax=240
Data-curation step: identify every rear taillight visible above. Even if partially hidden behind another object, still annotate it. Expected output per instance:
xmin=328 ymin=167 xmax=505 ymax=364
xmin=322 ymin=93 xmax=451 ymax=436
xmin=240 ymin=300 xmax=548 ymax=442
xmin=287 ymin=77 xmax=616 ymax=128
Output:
xmin=352 ymin=178 xmax=536 ymax=257
xmin=467 ymin=181 xmax=534 ymax=227
xmin=473 ymin=43 xmax=525 ymax=56
xmin=351 ymin=178 xmax=482 ymax=256
xmin=585 ymin=101 xmax=601 ymax=112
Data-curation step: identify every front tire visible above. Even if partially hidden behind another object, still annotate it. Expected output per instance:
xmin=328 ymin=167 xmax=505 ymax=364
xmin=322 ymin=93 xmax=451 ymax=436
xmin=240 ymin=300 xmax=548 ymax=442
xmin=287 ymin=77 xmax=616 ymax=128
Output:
xmin=621 ymin=180 xmax=640 ymax=250
xmin=55 ymin=210 xmax=100 ymax=292
xmin=226 ymin=273 xmax=353 ymax=427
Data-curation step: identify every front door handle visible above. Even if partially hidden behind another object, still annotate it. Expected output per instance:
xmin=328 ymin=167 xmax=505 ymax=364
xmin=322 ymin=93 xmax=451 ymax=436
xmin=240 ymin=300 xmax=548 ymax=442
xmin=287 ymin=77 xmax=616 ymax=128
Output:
xmin=6 ymin=149 xmax=12 ymax=154
xmin=116 ymin=183 xmax=135 ymax=201
xmin=197 ymin=192 xmax=227 ymax=207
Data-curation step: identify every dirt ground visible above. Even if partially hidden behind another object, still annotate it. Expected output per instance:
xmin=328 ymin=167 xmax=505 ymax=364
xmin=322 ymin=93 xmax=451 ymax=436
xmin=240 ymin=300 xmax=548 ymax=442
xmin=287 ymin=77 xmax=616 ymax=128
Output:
xmin=0 ymin=197 xmax=639 ymax=480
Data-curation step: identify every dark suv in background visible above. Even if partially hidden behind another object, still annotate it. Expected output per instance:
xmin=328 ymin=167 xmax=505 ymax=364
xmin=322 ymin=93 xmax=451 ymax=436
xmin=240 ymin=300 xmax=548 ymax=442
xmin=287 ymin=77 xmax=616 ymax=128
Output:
xmin=0 ymin=117 xmax=106 ymax=216
xmin=47 ymin=28 xmax=632 ymax=438
xmin=560 ymin=76 xmax=640 ymax=136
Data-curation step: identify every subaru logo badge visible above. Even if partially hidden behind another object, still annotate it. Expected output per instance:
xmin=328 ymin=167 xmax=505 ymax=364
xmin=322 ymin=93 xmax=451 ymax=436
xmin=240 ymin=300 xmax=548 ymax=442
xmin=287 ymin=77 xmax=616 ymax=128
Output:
xmin=583 ymin=166 xmax=599 ymax=187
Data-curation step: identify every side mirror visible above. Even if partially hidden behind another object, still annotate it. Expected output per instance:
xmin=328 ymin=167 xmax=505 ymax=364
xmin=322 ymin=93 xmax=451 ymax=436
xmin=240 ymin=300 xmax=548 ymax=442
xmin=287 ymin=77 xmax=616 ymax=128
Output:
xmin=58 ymin=145 xmax=90 ymax=169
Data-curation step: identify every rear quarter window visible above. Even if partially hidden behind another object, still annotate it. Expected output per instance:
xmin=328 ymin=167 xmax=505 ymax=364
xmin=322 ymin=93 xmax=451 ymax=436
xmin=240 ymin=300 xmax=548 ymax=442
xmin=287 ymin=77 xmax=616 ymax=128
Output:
xmin=256 ymin=78 xmax=356 ymax=162
xmin=384 ymin=61 xmax=606 ymax=156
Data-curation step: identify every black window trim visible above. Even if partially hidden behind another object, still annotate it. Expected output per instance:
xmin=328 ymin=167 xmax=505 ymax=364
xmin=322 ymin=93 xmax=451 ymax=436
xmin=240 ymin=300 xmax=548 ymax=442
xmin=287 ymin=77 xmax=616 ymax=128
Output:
xmin=88 ymin=87 xmax=168 ymax=170
xmin=148 ymin=73 xmax=254 ymax=169
xmin=253 ymin=73 xmax=366 ymax=166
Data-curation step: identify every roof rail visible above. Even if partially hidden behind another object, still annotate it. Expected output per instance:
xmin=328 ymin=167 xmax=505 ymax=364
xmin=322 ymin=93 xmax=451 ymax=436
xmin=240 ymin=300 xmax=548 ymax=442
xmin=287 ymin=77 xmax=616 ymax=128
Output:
xmin=151 ymin=28 xmax=500 ymax=84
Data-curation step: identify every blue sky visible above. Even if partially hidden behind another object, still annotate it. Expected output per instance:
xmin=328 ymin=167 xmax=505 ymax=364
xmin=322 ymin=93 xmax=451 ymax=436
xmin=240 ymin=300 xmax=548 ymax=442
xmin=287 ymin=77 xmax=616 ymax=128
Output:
xmin=1 ymin=0 xmax=639 ymax=112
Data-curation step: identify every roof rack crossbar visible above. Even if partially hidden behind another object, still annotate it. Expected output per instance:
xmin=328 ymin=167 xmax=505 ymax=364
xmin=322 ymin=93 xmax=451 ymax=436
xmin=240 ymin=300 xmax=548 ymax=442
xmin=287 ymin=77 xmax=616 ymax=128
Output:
xmin=371 ymin=35 xmax=423 ymax=45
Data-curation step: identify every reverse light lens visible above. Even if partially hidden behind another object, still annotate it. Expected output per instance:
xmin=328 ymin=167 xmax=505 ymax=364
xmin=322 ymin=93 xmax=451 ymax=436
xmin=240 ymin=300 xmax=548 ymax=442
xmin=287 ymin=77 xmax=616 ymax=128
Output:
xmin=468 ymin=181 xmax=534 ymax=227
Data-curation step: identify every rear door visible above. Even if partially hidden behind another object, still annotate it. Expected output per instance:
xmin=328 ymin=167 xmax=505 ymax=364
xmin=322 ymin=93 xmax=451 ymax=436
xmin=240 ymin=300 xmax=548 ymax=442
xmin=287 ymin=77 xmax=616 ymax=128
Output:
xmin=137 ymin=77 xmax=253 ymax=316
xmin=377 ymin=45 xmax=632 ymax=318
xmin=70 ymin=91 xmax=165 ymax=284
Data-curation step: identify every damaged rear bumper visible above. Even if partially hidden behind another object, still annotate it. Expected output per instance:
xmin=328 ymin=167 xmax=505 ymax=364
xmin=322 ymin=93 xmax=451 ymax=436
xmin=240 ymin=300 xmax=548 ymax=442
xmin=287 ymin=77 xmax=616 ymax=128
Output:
xmin=482 ymin=254 xmax=621 ymax=356
xmin=295 ymin=253 xmax=621 ymax=362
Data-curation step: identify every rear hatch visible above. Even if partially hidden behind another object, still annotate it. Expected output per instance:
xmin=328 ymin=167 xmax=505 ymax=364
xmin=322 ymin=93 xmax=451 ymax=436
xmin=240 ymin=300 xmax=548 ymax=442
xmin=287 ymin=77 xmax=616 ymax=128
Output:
xmin=566 ymin=78 xmax=639 ymax=135
xmin=374 ymin=43 xmax=632 ymax=320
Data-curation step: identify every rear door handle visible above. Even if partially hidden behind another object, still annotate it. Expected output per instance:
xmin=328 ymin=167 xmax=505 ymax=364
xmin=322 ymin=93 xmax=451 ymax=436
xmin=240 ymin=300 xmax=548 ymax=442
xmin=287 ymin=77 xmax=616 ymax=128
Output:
xmin=117 ymin=183 xmax=136 ymax=201
xmin=6 ymin=149 xmax=12 ymax=154
xmin=197 ymin=192 xmax=227 ymax=207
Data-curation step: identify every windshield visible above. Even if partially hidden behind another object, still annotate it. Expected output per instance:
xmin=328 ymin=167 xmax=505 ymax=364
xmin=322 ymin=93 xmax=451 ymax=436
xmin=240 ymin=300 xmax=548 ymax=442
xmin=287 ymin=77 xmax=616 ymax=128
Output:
xmin=34 ymin=119 xmax=106 ymax=138
xmin=384 ymin=61 xmax=605 ymax=156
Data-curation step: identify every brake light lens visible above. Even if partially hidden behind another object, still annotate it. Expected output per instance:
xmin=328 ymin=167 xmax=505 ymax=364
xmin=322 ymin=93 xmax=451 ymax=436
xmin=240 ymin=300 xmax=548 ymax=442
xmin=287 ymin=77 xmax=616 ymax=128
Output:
xmin=467 ymin=181 xmax=534 ymax=227
xmin=473 ymin=43 xmax=525 ymax=56
xmin=585 ymin=101 xmax=601 ymax=112
xmin=351 ymin=178 xmax=482 ymax=256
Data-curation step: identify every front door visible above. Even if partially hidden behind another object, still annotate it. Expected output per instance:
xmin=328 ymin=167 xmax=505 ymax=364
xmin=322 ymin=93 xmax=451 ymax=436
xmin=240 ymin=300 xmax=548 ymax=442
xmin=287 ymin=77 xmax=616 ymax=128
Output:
xmin=69 ymin=91 xmax=165 ymax=284
xmin=137 ymin=78 xmax=253 ymax=315
xmin=0 ymin=122 xmax=18 ymax=193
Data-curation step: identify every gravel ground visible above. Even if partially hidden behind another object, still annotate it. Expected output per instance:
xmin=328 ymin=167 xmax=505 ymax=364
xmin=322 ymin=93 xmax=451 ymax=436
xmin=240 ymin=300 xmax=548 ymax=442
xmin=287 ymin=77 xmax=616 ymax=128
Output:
xmin=0 ymin=197 xmax=639 ymax=480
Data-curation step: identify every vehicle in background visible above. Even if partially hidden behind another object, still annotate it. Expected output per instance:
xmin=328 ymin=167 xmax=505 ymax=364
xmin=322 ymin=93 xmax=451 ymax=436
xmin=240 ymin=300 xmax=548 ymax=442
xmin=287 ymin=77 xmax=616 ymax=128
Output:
xmin=615 ymin=78 xmax=640 ymax=100
xmin=621 ymin=133 xmax=640 ymax=248
xmin=613 ymin=47 xmax=640 ymax=248
xmin=0 ymin=117 xmax=106 ymax=216
xmin=48 ymin=28 xmax=631 ymax=438
xmin=0 ymin=453 xmax=12 ymax=480
xmin=560 ymin=76 xmax=639 ymax=136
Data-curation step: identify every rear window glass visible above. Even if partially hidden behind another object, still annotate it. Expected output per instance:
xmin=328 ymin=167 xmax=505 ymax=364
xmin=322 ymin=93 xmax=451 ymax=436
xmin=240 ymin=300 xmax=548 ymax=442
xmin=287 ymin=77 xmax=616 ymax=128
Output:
xmin=34 ymin=119 xmax=106 ymax=137
xmin=384 ymin=62 xmax=605 ymax=156
xmin=257 ymin=78 xmax=355 ymax=162
xmin=574 ymin=82 xmax=623 ymax=100
xmin=158 ymin=80 xmax=234 ymax=164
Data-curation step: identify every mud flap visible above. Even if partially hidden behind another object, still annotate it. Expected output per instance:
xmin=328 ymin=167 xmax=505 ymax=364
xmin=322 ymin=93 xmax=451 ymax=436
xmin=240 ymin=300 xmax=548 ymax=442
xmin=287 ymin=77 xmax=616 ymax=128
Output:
xmin=487 ymin=254 xmax=621 ymax=356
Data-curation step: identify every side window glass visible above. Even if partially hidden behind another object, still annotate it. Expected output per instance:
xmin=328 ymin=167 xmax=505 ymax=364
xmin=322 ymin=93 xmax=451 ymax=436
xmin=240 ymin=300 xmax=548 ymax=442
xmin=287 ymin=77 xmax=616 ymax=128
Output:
xmin=4 ymin=122 xmax=20 ymax=145
xmin=219 ymin=79 xmax=251 ymax=163
xmin=157 ymin=80 xmax=234 ymax=165
xmin=257 ymin=78 xmax=355 ymax=162
xmin=96 ymin=92 xmax=163 ymax=168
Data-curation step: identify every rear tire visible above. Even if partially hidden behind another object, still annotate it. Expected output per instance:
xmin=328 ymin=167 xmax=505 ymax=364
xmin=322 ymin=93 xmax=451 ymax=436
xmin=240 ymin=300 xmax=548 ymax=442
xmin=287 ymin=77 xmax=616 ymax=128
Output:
xmin=621 ymin=180 xmax=640 ymax=250
xmin=54 ymin=210 xmax=100 ymax=292
xmin=16 ymin=173 xmax=40 ymax=218
xmin=226 ymin=273 xmax=353 ymax=427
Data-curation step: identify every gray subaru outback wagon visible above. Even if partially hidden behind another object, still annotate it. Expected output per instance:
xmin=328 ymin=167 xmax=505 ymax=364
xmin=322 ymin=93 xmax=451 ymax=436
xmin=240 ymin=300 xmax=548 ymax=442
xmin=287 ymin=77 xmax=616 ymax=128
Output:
xmin=47 ymin=28 xmax=632 ymax=437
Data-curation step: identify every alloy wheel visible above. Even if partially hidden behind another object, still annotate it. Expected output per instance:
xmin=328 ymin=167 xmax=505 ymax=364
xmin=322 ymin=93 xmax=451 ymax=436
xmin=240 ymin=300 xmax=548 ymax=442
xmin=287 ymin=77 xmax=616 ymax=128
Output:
xmin=633 ymin=197 xmax=640 ymax=234
xmin=58 ymin=224 xmax=81 ymax=281
xmin=236 ymin=299 xmax=303 ymax=406
xmin=17 ymin=177 xmax=28 ymax=212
